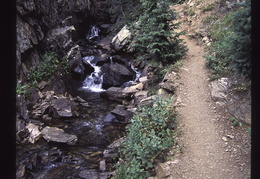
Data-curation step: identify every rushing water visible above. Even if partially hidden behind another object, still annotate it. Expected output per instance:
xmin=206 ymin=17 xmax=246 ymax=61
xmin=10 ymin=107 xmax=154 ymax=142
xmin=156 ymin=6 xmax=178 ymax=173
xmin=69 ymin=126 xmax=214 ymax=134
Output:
xmin=81 ymin=56 xmax=105 ymax=92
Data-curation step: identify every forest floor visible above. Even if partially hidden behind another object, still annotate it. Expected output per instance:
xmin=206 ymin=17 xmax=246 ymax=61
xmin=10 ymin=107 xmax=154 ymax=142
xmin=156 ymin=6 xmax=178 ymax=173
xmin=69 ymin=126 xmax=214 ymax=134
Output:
xmin=153 ymin=1 xmax=251 ymax=178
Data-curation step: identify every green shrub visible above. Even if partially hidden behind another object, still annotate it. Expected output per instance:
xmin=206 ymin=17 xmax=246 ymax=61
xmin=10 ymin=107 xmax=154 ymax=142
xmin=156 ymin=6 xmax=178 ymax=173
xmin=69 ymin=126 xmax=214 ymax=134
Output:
xmin=27 ymin=52 xmax=70 ymax=83
xmin=205 ymin=0 xmax=251 ymax=79
xmin=133 ymin=0 xmax=187 ymax=64
xmin=16 ymin=83 xmax=30 ymax=95
xmin=114 ymin=96 xmax=176 ymax=178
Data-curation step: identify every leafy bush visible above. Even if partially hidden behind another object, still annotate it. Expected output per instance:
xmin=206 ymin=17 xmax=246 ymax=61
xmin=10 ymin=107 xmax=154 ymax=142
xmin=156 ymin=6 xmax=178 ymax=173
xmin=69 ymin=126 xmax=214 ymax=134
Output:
xmin=27 ymin=52 xmax=70 ymax=83
xmin=205 ymin=0 xmax=251 ymax=79
xmin=113 ymin=96 xmax=176 ymax=178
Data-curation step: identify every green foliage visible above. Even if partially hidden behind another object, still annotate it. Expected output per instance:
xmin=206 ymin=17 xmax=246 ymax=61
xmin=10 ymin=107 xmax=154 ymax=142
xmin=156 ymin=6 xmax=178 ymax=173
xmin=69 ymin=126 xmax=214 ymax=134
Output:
xmin=114 ymin=96 xmax=176 ymax=178
xmin=205 ymin=0 xmax=251 ymax=79
xmin=16 ymin=83 xmax=30 ymax=95
xmin=27 ymin=52 xmax=70 ymax=83
xmin=133 ymin=0 xmax=187 ymax=64
xmin=227 ymin=0 xmax=251 ymax=78
xmin=229 ymin=116 xmax=243 ymax=127
xmin=107 ymin=0 xmax=142 ymax=32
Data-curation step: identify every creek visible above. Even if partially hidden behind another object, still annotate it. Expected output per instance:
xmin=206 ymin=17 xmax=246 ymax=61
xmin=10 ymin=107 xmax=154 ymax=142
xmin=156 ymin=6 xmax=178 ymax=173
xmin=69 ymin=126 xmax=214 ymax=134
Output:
xmin=16 ymin=25 xmax=142 ymax=178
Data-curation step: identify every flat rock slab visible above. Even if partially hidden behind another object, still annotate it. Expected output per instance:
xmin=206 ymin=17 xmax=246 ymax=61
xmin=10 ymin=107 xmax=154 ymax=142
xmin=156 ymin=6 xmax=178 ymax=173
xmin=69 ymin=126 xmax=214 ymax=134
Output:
xmin=50 ymin=98 xmax=73 ymax=118
xmin=41 ymin=126 xmax=77 ymax=145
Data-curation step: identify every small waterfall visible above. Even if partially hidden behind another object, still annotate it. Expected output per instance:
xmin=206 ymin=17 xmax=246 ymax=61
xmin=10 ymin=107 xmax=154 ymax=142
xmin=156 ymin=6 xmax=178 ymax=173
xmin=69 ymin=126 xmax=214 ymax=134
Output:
xmin=82 ymin=56 xmax=105 ymax=92
xmin=86 ymin=25 xmax=100 ymax=40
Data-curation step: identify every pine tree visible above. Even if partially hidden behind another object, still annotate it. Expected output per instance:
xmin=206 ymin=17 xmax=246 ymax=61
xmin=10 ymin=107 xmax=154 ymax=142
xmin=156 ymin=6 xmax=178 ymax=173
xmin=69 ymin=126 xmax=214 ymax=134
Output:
xmin=133 ymin=0 xmax=187 ymax=63
xmin=228 ymin=0 xmax=251 ymax=78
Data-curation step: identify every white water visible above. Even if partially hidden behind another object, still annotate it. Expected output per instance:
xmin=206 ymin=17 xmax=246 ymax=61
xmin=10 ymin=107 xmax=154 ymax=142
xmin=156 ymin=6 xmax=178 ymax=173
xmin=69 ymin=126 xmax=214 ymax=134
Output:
xmin=81 ymin=56 xmax=105 ymax=92
xmin=86 ymin=25 xmax=100 ymax=40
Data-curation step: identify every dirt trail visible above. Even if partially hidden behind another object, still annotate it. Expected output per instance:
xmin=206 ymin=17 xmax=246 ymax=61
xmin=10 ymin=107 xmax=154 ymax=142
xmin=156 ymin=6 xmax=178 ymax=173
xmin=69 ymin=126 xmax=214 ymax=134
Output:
xmin=160 ymin=3 xmax=251 ymax=178
xmin=168 ymin=34 xmax=249 ymax=179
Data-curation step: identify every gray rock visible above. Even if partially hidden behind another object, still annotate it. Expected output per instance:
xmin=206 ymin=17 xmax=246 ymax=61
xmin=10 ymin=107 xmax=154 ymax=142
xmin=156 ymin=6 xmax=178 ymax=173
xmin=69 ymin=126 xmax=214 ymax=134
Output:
xmin=103 ymin=113 xmax=117 ymax=123
xmin=79 ymin=170 xmax=99 ymax=179
xmin=111 ymin=25 xmax=132 ymax=51
xmin=41 ymin=126 xmax=77 ymax=145
xmin=49 ymin=98 xmax=73 ymax=118
xmin=44 ymin=26 xmax=77 ymax=56
xmin=101 ymin=62 xmax=135 ymax=89
xmin=111 ymin=105 xmax=134 ymax=123
xmin=100 ymin=87 xmax=133 ymax=102
xmin=211 ymin=78 xmax=230 ymax=104
xmin=25 ymin=123 xmax=41 ymax=144
xmin=97 ymin=36 xmax=112 ymax=51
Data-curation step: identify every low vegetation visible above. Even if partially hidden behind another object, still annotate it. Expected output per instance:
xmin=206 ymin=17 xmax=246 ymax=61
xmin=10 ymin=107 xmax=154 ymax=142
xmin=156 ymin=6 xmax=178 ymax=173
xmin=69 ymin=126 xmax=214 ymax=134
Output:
xmin=113 ymin=96 xmax=176 ymax=178
xmin=27 ymin=52 xmax=70 ymax=84
xmin=204 ymin=0 xmax=251 ymax=80
xmin=17 ymin=52 xmax=70 ymax=95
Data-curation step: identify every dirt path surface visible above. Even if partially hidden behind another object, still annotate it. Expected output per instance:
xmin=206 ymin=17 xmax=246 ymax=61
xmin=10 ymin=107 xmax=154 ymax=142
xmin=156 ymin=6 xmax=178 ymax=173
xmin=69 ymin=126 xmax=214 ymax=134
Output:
xmin=157 ymin=2 xmax=251 ymax=178
xmin=167 ymin=34 xmax=250 ymax=179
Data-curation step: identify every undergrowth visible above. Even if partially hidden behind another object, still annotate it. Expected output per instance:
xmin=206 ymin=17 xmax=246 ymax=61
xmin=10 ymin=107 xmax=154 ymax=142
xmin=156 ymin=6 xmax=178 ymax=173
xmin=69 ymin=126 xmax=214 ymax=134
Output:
xmin=113 ymin=96 xmax=176 ymax=178
xmin=204 ymin=0 xmax=251 ymax=80
xmin=17 ymin=52 xmax=70 ymax=95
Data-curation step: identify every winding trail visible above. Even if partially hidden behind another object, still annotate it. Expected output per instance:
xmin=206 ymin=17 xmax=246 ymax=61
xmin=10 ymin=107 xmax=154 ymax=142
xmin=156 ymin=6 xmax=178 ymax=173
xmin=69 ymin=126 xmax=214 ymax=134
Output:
xmin=160 ymin=9 xmax=251 ymax=178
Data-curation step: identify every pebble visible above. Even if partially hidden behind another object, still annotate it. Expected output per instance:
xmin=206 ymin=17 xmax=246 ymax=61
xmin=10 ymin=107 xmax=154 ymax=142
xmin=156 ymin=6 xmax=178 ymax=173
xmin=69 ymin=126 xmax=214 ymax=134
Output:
xmin=222 ymin=136 xmax=228 ymax=142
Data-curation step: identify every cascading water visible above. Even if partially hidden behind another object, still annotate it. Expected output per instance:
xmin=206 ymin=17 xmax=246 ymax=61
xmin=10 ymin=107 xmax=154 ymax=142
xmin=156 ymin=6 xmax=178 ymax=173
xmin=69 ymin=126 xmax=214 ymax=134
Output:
xmin=81 ymin=56 xmax=105 ymax=92
xmin=86 ymin=25 xmax=100 ymax=40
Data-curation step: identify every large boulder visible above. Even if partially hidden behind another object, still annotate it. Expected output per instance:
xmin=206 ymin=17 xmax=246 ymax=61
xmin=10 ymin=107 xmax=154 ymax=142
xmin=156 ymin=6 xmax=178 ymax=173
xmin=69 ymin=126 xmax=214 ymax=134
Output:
xmin=41 ymin=126 xmax=77 ymax=145
xmin=101 ymin=63 xmax=135 ymax=89
xmin=111 ymin=25 xmax=132 ymax=51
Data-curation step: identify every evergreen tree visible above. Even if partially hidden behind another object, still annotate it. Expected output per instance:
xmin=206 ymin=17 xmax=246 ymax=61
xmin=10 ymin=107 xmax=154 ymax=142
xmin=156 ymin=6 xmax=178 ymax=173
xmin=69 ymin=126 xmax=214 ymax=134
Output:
xmin=228 ymin=0 xmax=251 ymax=78
xmin=133 ymin=0 xmax=187 ymax=63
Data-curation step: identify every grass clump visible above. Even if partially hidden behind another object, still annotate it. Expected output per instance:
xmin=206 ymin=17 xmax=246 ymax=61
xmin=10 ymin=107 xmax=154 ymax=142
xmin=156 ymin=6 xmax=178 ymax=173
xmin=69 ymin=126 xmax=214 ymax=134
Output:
xmin=183 ymin=5 xmax=196 ymax=16
xmin=113 ymin=96 xmax=176 ymax=178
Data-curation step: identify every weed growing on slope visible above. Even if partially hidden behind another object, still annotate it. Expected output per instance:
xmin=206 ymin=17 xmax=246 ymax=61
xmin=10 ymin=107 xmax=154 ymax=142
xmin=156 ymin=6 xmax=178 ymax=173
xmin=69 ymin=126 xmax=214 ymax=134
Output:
xmin=113 ymin=96 xmax=176 ymax=178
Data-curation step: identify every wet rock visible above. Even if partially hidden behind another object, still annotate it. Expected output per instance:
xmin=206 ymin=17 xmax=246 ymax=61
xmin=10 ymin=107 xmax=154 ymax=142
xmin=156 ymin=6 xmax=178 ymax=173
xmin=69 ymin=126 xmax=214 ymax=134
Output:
xmin=67 ymin=45 xmax=86 ymax=80
xmin=97 ymin=36 xmax=112 ymax=51
xmin=101 ymin=63 xmax=135 ymax=89
xmin=111 ymin=105 xmax=134 ymax=123
xmin=41 ymin=126 xmax=77 ymax=145
xmin=79 ymin=169 xmax=99 ymax=179
xmin=211 ymin=78 xmax=231 ymax=105
xmin=49 ymin=98 xmax=73 ymax=118
xmin=103 ymin=113 xmax=117 ymax=123
xmin=16 ymin=164 xmax=26 ymax=179
xmin=100 ymin=87 xmax=133 ymax=102
xmin=25 ymin=123 xmax=41 ymax=144
xmin=111 ymin=25 xmax=132 ymax=51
